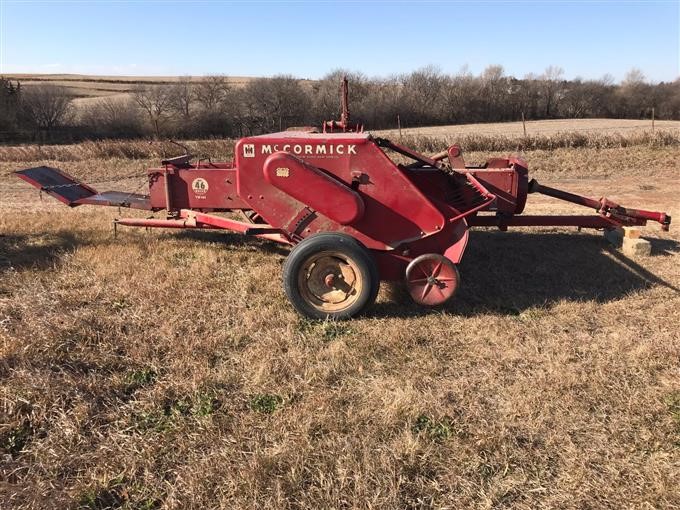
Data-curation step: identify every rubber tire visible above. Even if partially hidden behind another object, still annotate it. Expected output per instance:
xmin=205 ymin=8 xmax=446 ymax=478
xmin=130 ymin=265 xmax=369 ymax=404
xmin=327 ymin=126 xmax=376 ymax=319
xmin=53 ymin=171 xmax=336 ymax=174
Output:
xmin=283 ymin=233 xmax=380 ymax=320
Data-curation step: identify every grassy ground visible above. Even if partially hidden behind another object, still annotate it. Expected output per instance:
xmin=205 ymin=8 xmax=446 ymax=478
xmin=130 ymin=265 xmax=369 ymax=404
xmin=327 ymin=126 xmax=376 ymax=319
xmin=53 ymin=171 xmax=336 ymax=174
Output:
xmin=1 ymin=138 xmax=679 ymax=509
xmin=377 ymin=118 xmax=680 ymax=137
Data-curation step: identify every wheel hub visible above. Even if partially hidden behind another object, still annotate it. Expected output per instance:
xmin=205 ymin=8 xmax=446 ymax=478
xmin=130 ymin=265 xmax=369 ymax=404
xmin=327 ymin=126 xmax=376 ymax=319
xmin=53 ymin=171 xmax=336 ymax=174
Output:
xmin=299 ymin=252 xmax=362 ymax=310
xmin=405 ymin=253 xmax=460 ymax=306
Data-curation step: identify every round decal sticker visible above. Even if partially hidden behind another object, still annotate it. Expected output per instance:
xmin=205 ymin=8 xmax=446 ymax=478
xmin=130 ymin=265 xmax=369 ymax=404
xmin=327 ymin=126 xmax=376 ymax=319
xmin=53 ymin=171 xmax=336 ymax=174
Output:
xmin=191 ymin=178 xmax=209 ymax=195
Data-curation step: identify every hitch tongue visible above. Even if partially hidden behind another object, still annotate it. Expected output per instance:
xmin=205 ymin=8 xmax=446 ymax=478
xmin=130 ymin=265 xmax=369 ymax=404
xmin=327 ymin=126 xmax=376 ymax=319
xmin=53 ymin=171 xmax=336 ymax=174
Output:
xmin=528 ymin=179 xmax=671 ymax=231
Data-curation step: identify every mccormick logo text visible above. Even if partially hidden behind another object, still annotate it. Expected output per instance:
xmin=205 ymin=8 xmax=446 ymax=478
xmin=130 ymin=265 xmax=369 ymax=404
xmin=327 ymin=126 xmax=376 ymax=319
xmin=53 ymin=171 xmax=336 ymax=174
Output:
xmin=242 ymin=143 xmax=357 ymax=158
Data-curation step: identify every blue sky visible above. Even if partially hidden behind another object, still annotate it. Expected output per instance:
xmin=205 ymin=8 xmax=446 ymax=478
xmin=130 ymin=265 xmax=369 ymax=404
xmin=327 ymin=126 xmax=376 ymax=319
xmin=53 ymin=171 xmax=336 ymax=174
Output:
xmin=1 ymin=0 xmax=678 ymax=82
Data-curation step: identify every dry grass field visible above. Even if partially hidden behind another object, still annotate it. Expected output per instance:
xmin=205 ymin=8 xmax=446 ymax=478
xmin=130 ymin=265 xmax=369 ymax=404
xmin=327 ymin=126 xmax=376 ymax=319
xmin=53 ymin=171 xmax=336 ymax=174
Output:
xmin=377 ymin=118 xmax=680 ymax=137
xmin=2 ymin=74 xmax=294 ymax=109
xmin=1 ymin=133 xmax=679 ymax=508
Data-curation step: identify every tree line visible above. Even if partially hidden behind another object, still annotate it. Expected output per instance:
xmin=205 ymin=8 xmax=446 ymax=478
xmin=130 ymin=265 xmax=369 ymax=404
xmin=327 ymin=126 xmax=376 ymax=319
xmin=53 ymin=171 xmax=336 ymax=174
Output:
xmin=1 ymin=66 xmax=679 ymax=143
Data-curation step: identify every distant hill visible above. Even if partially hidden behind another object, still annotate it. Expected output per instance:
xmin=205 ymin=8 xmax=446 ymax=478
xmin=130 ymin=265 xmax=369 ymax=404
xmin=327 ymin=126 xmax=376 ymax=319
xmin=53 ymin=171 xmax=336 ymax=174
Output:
xmin=1 ymin=73 xmax=311 ymax=108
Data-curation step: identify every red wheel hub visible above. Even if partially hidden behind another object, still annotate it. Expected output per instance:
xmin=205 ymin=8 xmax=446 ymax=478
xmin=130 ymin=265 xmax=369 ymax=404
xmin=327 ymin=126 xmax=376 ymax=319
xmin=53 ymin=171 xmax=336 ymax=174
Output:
xmin=405 ymin=254 xmax=460 ymax=306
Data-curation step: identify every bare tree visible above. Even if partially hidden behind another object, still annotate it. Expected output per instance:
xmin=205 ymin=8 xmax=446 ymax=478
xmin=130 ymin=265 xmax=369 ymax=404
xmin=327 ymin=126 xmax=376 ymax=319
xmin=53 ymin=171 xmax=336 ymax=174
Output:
xmin=245 ymin=75 xmax=309 ymax=132
xmin=540 ymin=66 xmax=564 ymax=117
xmin=619 ymin=68 xmax=652 ymax=118
xmin=0 ymin=78 xmax=21 ymax=134
xmin=170 ymin=76 xmax=194 ymax=120
xmin=480 ymin=65 xmax=508 ymax=120
xmin=21 ymin=84 xmax=73 ymax=136
xmin=443 ymin=66 xmax=476 ymax=123
xmin=401 ymin=65 xmax=448 ymax=124
xmin=133 ymin=84 xmax=174 ymax=138
xmin=191 ymin=75 xmax=235 ymax=136
xmin=194 ymin=75 xmax=230 ymax=112
xmin=80 ymin=97 xmax=143 ymax=138
xmin=313 ymin=69 xmax=379 ymax=126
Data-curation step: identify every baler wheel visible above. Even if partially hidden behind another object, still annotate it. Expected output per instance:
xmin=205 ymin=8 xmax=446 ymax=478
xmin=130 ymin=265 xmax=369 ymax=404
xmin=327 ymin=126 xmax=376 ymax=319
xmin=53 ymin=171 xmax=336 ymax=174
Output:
xmin=405 ymin=254 xmax=460 ymax=306
xmin=283 ymin=233 xmax=379 ymax=320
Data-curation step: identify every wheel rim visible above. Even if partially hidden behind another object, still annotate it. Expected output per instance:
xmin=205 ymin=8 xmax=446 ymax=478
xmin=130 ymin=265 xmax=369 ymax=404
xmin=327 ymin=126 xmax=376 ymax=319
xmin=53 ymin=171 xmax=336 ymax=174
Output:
xmin=405 ymin=254 xmax=459 ymax=306
xmin=297 ymin=250 xmax=363 ymax=312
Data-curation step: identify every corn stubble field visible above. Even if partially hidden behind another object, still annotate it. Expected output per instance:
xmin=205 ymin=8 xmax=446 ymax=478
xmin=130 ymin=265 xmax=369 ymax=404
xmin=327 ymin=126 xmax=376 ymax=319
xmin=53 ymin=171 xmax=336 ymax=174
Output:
xmin=1 ymin=128 xmax=680 ymax=509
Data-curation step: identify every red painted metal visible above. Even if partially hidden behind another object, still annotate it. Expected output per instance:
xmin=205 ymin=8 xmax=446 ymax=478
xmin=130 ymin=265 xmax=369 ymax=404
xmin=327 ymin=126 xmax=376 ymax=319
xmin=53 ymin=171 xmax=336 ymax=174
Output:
xmin=467 ymin=215 xmax=622 ymax=229
xmin=14 ymin=78 xmax=672 ymax=312
xmin=233 ymin=132 xmax=447 ymax=255
xmin=323 ymin=76 xmax=362 ymax=133
xmin=16 ymin=166 xmax=98 ymax=206
xmin=263 ymin=152 xmax=364 ymax=225
xmin=405 ymin=254 xmax=460 ymax=306
xmin=528 ymin=180 xmax=671 ymax=230
xmin=115 ymin=209 xmax=289 ymax=243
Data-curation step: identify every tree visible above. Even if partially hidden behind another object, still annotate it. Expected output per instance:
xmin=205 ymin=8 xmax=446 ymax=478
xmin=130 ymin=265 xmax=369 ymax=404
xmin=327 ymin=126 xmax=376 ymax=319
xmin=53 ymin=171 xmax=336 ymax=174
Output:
xmin=399 ymin=65 xmax=448 ymax=125
xmin=194 ymin=75 xmax=230 ymax=112
xmin=620 ymin=68 xmax=651 ymax=118
xmin=245 ymin=75 xmax=310 ymax=132
xmin=20 ymin=84 xmax=73 ymax=137
xmin=80 ymin=97 xmax=144 ymax=138
xmin=442 ymin=66 xmax=477 ymax=124
xmin=191 ymin=75 xmax=234 ymax=137
xmin=0 ymin=78 xmax=22 ymax=135
xmin=540 ymin=66 xmax=564 ymax=117
xmin=133 ymin=84 xmax=174 ymax=138
xmin=170 ymin=76 xmax=194 ymax=120
xmin=314 ymin=70 xmax=364 ymax=120
xmin=480 ymin=65 xmax=508 ymax=121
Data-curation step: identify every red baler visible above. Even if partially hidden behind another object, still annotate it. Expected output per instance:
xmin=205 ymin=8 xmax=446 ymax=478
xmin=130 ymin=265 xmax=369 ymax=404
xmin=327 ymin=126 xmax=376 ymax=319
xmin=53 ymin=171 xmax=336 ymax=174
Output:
xmin=16 ymin=79 xmax=671 ymax=319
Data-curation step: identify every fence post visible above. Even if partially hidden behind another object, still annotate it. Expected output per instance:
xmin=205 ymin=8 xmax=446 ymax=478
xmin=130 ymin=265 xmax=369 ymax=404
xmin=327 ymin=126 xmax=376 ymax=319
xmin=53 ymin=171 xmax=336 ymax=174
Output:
xmin=651 ymin=107 xmax=655 ymax=133
xmin=521 ymin=111 xmax=527 ymax=137
xmin=397 ymin=114 xmax=402 ymax=139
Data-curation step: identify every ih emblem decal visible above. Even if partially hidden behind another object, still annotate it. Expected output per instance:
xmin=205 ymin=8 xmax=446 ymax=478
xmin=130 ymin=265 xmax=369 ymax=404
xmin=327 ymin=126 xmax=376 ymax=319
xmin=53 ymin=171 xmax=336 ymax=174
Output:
xmin=242 ymin=144 xmax=255 ymax=158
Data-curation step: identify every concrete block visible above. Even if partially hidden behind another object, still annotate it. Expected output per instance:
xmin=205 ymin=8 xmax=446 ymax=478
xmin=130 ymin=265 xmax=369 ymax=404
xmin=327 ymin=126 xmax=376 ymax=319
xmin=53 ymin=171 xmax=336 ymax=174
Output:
xmin=622 ymin=237 xmax=651 ymax=257
xmin=604 ymin=228 xmax=623 ymax=247
xmin=623 ymin=227 xmax=641 ymax=239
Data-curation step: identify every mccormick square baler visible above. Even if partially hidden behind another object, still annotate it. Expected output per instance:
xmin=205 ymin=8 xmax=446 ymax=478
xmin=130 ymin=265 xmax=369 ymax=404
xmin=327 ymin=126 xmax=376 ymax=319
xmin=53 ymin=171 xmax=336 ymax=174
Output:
xmin=16 ymin=79 xmax=671 ymax=319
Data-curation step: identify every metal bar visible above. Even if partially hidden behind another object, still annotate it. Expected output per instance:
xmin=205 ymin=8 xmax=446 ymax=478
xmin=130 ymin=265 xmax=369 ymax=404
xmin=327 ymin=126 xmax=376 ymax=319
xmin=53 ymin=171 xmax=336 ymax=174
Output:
xmin=114 ymin=210 xmax=292 ymax=244
xmin=374 ymin=137 xmax=445 ymax=170
xmin=529 ymin=179 xmax=671 ymax=230
xmin=178 ymin=210 xmax=266 ymax=233
xmin=115 ymin=218 xmax=201 ymax=229
xmin=340 ymin=75 xmax=350 ymax=129
xmin=468 ymin=215 xmax=624 ymax=229
xmin=163 ymin=169 xmax=173 ymax=214
xmin=611 ymin=205 xmax=669 ymax=227
xmin=528 ymin=180 xmax=601 ymax=209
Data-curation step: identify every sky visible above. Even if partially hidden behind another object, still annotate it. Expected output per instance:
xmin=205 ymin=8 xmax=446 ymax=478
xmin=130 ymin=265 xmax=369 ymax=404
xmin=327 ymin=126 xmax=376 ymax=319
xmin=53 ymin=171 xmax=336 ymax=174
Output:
xmin=0 ymin=0 xmax=678 ymax=83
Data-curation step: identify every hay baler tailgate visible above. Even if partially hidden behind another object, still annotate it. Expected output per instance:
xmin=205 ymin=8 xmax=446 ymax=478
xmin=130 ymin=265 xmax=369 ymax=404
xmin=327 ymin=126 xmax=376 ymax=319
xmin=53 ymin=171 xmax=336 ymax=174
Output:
xmin=15 ymin=166 xmax=151 ymax=210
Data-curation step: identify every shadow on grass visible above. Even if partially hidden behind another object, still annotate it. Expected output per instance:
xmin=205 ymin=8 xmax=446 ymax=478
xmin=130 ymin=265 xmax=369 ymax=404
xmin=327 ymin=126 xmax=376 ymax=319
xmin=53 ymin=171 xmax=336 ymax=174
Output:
xmin=370 ymin=230 xmax=680 ymax=318
xmin=5 ymin=227 xmax=676 ymax=319
xmin=166 ymin=229 xmax=291 ymax=256
xmin=0 ymin=232 xmax=82 ymax=273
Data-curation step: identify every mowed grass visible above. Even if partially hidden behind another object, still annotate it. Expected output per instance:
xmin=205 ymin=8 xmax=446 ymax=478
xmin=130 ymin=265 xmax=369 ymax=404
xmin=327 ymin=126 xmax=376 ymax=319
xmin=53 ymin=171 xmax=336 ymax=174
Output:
xmin=1 ymin=138 xmax=680 ymax=508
